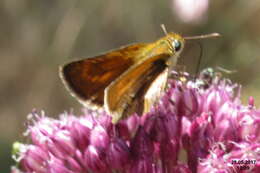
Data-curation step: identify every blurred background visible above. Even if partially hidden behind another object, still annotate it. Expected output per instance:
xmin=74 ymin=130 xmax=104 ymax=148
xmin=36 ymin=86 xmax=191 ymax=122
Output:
xmin=1 ymin=0 xmax=260 ymax=171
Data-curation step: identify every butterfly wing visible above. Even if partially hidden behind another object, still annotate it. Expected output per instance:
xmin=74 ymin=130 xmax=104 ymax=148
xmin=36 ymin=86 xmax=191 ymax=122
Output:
xmin=144 ymin=68 xmax=168 ymax=113
xmin=104 ymin=54 xmax=171 ymax=123
xmin=60 ymin=44 xmax=147 ymax=109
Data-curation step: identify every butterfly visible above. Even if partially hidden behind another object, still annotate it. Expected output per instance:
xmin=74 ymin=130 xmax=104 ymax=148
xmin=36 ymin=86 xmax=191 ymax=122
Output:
xmin=59 ymin=26 xmax=219 ymax=123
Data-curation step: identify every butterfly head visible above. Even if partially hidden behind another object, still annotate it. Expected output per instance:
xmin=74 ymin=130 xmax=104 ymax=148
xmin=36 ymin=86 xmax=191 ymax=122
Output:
xmin=165 ymin=32 xmax=185 ymax=57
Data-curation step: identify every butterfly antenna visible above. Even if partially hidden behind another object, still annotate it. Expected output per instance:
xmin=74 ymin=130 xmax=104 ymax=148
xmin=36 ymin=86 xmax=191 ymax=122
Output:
xmin=160 ymin=24 xmax=168 ymax=35
xmin=184 ymin=33 xmax=221 ymax=40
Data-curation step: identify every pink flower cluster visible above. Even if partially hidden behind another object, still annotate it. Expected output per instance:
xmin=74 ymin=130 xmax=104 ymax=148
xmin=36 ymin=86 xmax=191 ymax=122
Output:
xmin=172 ymin=0 xmax=209 ymax=24
xmin=12 ymin=69 xmax=260 ymax=173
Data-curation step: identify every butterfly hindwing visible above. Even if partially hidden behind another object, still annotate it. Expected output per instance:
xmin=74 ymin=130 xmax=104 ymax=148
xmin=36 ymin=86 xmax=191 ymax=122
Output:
xmin=144 ymin=68 xmax=168 ymax=113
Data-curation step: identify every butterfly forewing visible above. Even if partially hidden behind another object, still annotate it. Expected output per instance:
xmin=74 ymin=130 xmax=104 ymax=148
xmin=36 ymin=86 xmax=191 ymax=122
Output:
xmin=60 ymin=44 xmax=147 ymax=108
xmin=105 ymin=54 xmax=170 ymax=123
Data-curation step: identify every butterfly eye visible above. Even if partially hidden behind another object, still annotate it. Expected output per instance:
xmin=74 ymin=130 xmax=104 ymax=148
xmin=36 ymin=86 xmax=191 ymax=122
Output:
xmin=174 ymin=40 xmax=182 ymax=52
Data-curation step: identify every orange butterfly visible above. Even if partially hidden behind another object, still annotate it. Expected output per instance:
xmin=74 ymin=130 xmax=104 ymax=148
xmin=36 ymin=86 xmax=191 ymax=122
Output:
xmin=60 ymin=26 xmax=219 ymax=123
